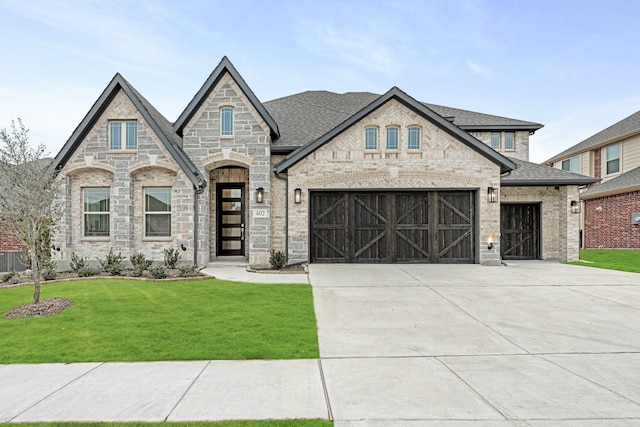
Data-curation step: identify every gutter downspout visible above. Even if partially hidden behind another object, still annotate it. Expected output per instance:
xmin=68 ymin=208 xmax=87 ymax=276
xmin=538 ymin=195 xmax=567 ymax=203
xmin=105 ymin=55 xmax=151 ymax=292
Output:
xmin=193 ymin=184 xmax=206 ymax=267
xmin=274 ymin=171 xmax=288 ymax=259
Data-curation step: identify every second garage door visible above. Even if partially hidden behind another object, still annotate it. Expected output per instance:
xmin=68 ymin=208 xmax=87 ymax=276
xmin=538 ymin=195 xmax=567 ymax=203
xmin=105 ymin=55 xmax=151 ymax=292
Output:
xmin=310 ymin=191 xmax=475 ymax=263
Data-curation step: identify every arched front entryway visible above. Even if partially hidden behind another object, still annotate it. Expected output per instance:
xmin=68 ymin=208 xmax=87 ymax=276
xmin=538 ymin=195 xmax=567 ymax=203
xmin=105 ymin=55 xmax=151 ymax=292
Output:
xmin=210 ymin=166 xmax=249 ymax=260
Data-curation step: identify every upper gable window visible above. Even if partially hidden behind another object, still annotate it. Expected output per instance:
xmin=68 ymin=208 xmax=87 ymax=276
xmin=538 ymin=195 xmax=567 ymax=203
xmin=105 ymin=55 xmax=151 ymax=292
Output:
xmin=109 ymin=121 xmax=137 ymax=150
xmin=221 ymin=107 xmax=233 ymax=136
xmin=504 ymin=132 xmax=515 ymax=150
xmin=386 ymin=126 xmax=399 ymax=150
xmin=408 ymin=127 xmax=421 ymax=149
xmin=365 ymin=127 xmax=378 ymax=150
xmin=606 ymin=143 xmax=621 ymax=175
xmin=561 ymin=155 xmax=580 ymax=173
xmin=490 ymin=133 xmax=501 ymax=150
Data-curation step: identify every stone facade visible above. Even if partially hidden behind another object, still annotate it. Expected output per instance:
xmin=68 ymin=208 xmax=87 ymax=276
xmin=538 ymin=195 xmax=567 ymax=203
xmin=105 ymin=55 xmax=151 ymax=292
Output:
xmin=584 ymin=191 xmax=640 ymax=249
xmin=284 ymin=99 xmax=502 ymax=265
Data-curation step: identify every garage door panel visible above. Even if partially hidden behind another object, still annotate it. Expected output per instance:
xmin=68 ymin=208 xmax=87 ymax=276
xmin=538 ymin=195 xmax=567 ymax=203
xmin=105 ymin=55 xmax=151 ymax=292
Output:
xmin=311 ymin=193 xmax=348 ymax=262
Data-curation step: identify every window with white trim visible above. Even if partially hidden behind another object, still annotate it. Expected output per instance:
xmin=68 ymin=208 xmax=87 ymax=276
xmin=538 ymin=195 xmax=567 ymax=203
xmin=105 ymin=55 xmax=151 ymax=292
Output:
xmin=490 ymin=133 xmax=500 ymax=150
xmin=561 ymin=155 xmax=580 ymax=173
xmin=606 ymin=143 xmax=621 ymax=175
xmin=504 ymin=132 xmax=515 ymax=150
xmin=365 ymin=127 xmax=378 ymax=150
xmin=145 ymin=188 xmax=171 ymax=237
xmin=386 ymin=126 xmax=399 ymax=150
xmin=221 ymin=107 xmax=233 ymax=136
xmin=83 ymin=188 xmax=110 ymax=237
xmin=109 ymin=121 xmax=137 ymax=150
xmin=407 ymin=127 xmax=420 ymax=149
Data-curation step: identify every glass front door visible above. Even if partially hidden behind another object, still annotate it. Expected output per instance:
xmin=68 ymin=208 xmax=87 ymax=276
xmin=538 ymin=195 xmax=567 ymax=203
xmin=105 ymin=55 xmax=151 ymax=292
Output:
xmin=216 ymin=183 xmax=245 ymax=256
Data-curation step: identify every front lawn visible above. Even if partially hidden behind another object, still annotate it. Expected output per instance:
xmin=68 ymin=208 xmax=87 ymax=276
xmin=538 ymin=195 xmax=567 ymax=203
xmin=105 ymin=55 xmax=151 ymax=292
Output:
xmin=568 ymin=249 xmax=640 ymax=273
xmin=0 ymin=279 xmax=319 ymax=363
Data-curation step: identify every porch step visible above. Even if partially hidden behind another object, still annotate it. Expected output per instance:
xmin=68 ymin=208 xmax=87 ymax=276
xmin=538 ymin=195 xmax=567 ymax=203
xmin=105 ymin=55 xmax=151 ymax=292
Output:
xmin=206 ymin=258 xmax=249 ymax=268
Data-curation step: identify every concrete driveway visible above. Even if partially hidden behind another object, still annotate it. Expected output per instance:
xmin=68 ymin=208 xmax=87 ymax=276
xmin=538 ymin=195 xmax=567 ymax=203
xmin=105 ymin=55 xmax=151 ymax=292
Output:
xmin=310 ymin=261 xmax=640 ymax=426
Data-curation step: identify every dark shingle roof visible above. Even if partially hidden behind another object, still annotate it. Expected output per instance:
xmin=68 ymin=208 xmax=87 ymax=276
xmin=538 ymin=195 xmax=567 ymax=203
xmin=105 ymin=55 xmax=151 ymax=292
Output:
xmin=545 ymin=110 xmax=640 ymax=164
xmin=264 ymin=91 xmax=543 ymax=150
xmin=581 ymin=166 xmax=640 ymax=199
xmin=501 ymin=157 xmax=599 ymax=186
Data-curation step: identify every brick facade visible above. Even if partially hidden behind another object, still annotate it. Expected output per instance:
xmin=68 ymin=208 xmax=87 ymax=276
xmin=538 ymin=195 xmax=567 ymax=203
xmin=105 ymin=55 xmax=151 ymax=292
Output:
xmin=584 ymin=191 xmax=640 ymax=248
xmin=0 ymin=220 xmax=21 ymax=251
xmin=471 ymin=130 xmax=530 ymax=161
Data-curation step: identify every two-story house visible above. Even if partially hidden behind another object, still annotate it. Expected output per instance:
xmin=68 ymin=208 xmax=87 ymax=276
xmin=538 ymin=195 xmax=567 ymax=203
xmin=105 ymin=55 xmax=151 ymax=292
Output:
xmin=49 ymin=57 xmax=595 ymax=269
xmin=546 ymin=111 xmax=640 ymax=249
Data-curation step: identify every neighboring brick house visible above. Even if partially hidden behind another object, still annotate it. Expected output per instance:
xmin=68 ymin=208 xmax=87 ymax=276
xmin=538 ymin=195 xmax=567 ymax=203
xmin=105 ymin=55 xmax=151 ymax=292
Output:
xmin=546 ymin=111 xmax=640 ymax=249
xmin=51 ymin=57 xmax=595 ymax=268
xmin=0 ymin=220 xmax=26 ymax=272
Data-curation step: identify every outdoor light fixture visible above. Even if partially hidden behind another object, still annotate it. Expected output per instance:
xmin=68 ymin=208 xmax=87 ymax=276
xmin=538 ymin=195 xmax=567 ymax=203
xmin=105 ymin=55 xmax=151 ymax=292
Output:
xmin=294 ymin=188 xmax=302 ymax=204
xmin=487 ymin=242 xmax=494 ymax=251
xmin=571 ymin=200 xmax=580 ymax=214
xmin=256 ymin=187 xmax=264 ymax=203
xmin=486 ymin=235 xmax=495 ymax=251
xmin=487 ymin=187 xmax=498 ymax=203
xmin=51 ymin=244 xmax=60 ymax=252
xmin=180 ymin=243 xmax=187 ymax=251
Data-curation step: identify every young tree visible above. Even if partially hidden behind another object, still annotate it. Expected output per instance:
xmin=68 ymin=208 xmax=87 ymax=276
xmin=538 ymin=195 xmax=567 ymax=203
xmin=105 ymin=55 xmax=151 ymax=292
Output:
xmin=0 ymin=119 xmax=61 ymax=303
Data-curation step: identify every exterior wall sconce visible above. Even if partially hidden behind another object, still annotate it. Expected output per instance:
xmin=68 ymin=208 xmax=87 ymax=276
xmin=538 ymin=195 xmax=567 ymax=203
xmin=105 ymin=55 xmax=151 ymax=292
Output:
xmin=487 ymin=187 xmax=498 ymax=203
xmin=180 ymin=243 xmax=187 ymax=251
xmin=570 ymin=200 xmax=580 ymax=214
xmin=486 ymin=234 xmax=496 ymax=251
xmin=294 ymin=188 xmax=302 ymax=204
xmin=256 ymin=187 xmax=264 ymax=203
xmin=487 ymin=242 xmax=494 ymax=251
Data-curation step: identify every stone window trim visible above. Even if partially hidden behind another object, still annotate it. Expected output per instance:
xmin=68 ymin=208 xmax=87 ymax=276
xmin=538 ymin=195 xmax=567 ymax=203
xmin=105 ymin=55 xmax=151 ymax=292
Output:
xmin=407 ymin=126 xmax=421 ymax=150
xmin=143 ymin=187 xmax=172 ymax=240
xmin=386 ymin=126 xmax=400 ymax=151
xmin=108 ymin=120 xmax=138 ymax=152
xmin=220 ymin=106 xmax=234 ymax=138
xmin=82 ymin=187 xmax=111 ymax=240
xmin=605 ymin=143 xmax=621 ymax=176
xmin=364 ymin=126 xmax=379 ymax=151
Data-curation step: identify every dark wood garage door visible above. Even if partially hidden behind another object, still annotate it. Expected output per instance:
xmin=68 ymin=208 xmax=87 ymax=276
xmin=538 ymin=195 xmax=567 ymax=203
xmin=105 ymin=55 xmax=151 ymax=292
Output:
xmin=501 ymin=203 xmax=540 ymax=260
xmin=310 ymin=191 xmax=475 ymax=263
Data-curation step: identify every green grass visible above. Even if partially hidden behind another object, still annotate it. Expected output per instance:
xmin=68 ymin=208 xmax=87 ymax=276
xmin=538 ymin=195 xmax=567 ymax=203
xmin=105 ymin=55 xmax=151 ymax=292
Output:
xmin=568 ymin=249 xmax=640 ymax=273
xmin=0 ymin=279 xmax=319 ymax=363
xmin=0 ymin=422 xmax=332 ymax=427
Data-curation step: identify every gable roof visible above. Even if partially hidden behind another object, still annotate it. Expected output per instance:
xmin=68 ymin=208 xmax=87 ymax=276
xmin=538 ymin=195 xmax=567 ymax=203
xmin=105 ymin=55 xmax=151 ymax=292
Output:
xmin=53 ymin=74 xmax=206 ymax=190
xmin=545 ymin=110 xmax=640 ymax=164
xmin=273 ymin=87 xmax=517 ymax=174
xmin=264 ymin=91 xmax=543 ymax=152
xmin=581 ymin=166 xmax=640 ymax=199
xmin=501 ymin=157 xmax=599 ymax=187
xmin=173 ymin=56 xmax=279 ymax=139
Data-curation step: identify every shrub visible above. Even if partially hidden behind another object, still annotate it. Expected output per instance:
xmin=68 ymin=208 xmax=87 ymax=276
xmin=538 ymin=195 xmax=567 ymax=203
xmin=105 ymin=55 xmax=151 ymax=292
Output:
xmin=163 ymin=248 xmax=181 ymax=269
xmin=97 ymin=248 xmax=125 ymax=276
xmin=178 ymin=265 xmax=196 ymax=277
xmin=149 ymin=264 xmax=166 ymax=279
xmin=77 ymin=266 xmax=97 ymax=277
xmin=269 ymin=250 xmax=287 ymax=270
xmin=70 ymin=252 xmax=88 ymax=272
xmin=42 ymin=260 xmax=57 ymax=281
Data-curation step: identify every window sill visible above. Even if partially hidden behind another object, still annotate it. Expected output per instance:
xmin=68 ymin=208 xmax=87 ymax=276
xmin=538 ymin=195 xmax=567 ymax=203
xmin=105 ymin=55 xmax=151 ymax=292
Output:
xmin=81 ymin=237 xmax=110 ymax=242
xmin=142 ymin=237 xmax=172 ymax=242
xmin=219 ymin=135 xmax=234 ymax=140
xmin=107 ymin=150 xmax=137 ymax=155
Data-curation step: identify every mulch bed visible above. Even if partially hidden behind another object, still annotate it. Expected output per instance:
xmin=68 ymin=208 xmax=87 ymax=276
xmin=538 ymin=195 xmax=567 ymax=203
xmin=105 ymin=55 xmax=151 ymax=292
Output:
xmin=3 ymin=297 xmax=73 ymax=319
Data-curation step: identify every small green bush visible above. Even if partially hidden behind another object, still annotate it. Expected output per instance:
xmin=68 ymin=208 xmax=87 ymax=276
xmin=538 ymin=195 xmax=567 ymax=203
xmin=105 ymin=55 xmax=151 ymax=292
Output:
xmin=269 ymin=250 xmax=287 ymax=270
xmin=77 ymin=266 xmax=97 ymax=277
xmin=149 ymin=264 xmax=166 ymax=279
xmin=42 ymin=260 xmax=57 ymax=281
xmin=130 ymin=253 xmax=152 ymax=270
xmin=97 ymin=248 xmax=125 ymax=276
xmin=178 ymin=265 xmax=196 ymax=277
xmin=70 ymin=252 xmax=87 ymax=272
xmin=163 ymin=248 xmax=181 ymax=269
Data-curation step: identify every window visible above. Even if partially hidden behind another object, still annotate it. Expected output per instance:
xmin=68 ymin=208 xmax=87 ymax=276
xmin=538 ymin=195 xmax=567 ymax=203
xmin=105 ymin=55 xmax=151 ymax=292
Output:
xmin=408 ymin=127 xmax=421 ymax=149
xmin=221 ymin=107 xmax=233 ymax=136
xmin=365 ymin=127 xmax=378 ymax=150
xmin=504 ymin=132 xmax=515 ymax=150
xmin=84 ymin=188 xmax=110 ymax=237
xmin=386 ymin=127 xmax=399 ymax=150
xmin=109 ymin=121 xmax=137 ymax=150
xmin=606 ymin=143 xmax=620 ymax=175
xmin=490 ymin=133 xmax=501 ymax=150
xmin=561 ymin=155 xmax=581 ymax=173
xmin=145 ymin=188 xmax=171 ymax=237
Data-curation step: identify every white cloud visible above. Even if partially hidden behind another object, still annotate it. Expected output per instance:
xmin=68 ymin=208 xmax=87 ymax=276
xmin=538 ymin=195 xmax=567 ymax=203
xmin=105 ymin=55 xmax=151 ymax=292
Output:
xmin=466 ymin=59 xmax=490 ymax=76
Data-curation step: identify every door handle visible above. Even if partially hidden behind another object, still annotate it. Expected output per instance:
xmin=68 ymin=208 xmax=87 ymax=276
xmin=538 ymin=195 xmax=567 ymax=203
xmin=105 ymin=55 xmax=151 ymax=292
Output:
xmin=241 ymin=224 xmax=245 ymax=241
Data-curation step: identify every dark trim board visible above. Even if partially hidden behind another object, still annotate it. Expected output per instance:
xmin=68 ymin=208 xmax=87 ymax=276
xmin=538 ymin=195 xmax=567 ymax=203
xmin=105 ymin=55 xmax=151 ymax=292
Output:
xmin=309 ymin=190 xmax=476 ymax=263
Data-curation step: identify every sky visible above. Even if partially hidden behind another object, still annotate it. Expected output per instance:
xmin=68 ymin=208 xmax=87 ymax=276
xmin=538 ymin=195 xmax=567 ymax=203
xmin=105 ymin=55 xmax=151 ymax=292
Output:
xmin=1 ymin=0 xmax=639 ymax=164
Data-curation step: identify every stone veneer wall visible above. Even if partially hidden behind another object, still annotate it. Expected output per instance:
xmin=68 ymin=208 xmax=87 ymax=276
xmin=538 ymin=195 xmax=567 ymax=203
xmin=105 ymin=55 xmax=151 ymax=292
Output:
xmin=501 ymin=185 xmax=581 ymax=261
xmin=285 ymin=99 xmax=502 ymax=265
xmin=584 ymin=191 xmax=640 ymax=249
xmin=270 ymin=155 xmax=287 ymax=253
xmin=181 ymin=74 xmax=272 ymax=267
